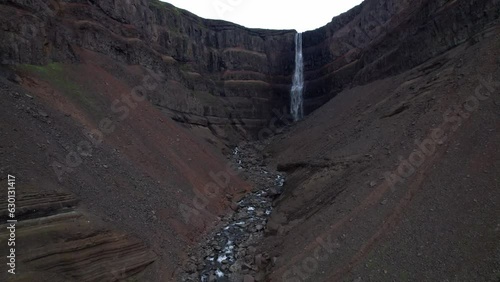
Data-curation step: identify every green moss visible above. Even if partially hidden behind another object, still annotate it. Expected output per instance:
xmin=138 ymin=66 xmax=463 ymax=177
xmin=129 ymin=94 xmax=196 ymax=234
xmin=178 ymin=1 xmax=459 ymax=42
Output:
xmin=18 ymin=63 xmax=100 ymax=117
xmin=20 ymin=63 xmax=63 ymax=75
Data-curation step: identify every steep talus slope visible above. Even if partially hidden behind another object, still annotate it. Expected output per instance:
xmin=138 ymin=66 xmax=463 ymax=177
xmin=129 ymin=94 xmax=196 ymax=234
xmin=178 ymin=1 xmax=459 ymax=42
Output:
xmin=263 ymin=24 xmax=500 ymax=281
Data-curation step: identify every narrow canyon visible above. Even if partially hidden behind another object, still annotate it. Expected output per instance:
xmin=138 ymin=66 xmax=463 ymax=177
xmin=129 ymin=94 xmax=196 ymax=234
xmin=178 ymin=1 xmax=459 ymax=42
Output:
xmin=0 ymin=0 xmax=499 ymax=281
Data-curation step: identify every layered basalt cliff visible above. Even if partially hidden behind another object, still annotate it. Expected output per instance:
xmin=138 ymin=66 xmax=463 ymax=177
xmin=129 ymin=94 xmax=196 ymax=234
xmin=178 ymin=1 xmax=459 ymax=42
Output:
xmin=0 ymin=0 xmax=296 ymax=143
xmin=2 ymin=0 xmax=499 ymax=140
xmin=301 ymin=0 xmax=500 ymax=114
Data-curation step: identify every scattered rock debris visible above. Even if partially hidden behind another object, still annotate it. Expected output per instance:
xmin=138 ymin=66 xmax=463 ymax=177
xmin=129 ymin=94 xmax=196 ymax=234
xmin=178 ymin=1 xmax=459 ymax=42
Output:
xmin=182 ymin=142 xmax=285 ymax=281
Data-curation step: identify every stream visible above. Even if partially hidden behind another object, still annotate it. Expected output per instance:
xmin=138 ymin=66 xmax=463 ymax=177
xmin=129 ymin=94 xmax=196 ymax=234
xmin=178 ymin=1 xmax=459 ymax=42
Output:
xmin=182 ymin=142 xmax=284 ymax=282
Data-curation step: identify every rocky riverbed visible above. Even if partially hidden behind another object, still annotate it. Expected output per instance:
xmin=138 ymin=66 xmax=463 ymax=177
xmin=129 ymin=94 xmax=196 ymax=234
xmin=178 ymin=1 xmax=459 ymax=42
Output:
xmin=182 ymin=141 xmax=285 ymax=282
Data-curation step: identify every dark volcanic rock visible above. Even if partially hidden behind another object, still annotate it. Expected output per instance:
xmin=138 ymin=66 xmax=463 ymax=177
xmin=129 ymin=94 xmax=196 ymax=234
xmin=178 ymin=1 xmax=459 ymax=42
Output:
xmin=301 ymin=0 xmax=500 ymax=114
xmin=2 ymin=0 xmax=497 ymax=143
xmin=0 ymin=0 xmax=296 ymax=143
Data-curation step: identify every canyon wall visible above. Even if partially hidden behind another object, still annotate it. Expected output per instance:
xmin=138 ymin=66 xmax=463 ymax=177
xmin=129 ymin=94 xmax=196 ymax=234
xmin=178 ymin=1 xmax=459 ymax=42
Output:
xmin=2 ymin=0 xmax=499 ymax=139
xmin=301 ymin=0 xmax=500 ymax=114
xmin=0 ymin=0 xmax=296 ymax=144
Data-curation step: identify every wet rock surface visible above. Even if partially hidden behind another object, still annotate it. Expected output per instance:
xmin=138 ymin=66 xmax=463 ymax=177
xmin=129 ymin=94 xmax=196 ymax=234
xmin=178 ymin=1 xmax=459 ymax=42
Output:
xmin=182 ymin=142 xmax=284 ymax=282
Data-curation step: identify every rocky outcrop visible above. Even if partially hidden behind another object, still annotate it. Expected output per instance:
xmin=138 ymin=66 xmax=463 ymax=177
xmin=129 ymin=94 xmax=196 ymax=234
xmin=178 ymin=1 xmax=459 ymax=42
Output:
xmin=0 ymin=188 xmax=156 ymax=281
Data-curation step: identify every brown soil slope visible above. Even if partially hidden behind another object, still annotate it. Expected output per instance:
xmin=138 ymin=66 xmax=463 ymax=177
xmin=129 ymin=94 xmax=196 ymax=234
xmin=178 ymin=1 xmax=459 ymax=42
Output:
xmin=0 ymin=47 xmax=251 ymax=280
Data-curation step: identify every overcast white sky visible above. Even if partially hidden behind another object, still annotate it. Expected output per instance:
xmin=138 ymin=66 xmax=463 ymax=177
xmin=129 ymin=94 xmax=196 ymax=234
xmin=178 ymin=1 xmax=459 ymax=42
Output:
xmin=160 ymin=0 xmax=364 ymax=32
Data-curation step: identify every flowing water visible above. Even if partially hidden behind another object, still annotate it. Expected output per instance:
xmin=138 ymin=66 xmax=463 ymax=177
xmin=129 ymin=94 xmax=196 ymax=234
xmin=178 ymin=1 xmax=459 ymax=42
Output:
xmin=182 ymin=142 xmax=285 ymax=282
xmin=290 ymin=32 xmax=304 ymax=121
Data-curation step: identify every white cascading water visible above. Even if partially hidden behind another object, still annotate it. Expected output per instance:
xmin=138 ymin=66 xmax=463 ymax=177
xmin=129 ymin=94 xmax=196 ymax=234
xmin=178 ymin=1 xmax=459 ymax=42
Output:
xmin=290 ymin=32 xmax=304 ymax=121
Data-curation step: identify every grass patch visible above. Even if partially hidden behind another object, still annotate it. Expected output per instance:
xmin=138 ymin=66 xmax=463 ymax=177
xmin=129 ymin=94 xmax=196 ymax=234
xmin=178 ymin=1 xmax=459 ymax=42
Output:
xmin=18 ymin=63 xmax=101 ymax=117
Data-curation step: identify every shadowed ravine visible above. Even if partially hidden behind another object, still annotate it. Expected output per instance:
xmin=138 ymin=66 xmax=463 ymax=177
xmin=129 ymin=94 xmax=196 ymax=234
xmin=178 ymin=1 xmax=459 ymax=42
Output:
xmin=182 ymin=141 xmax=285 ymax=281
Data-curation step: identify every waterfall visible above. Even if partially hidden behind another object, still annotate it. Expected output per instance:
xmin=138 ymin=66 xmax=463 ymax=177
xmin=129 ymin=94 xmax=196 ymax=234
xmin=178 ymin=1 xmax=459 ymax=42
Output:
xmin=290 ymin=32 xmax=304 ymax=121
